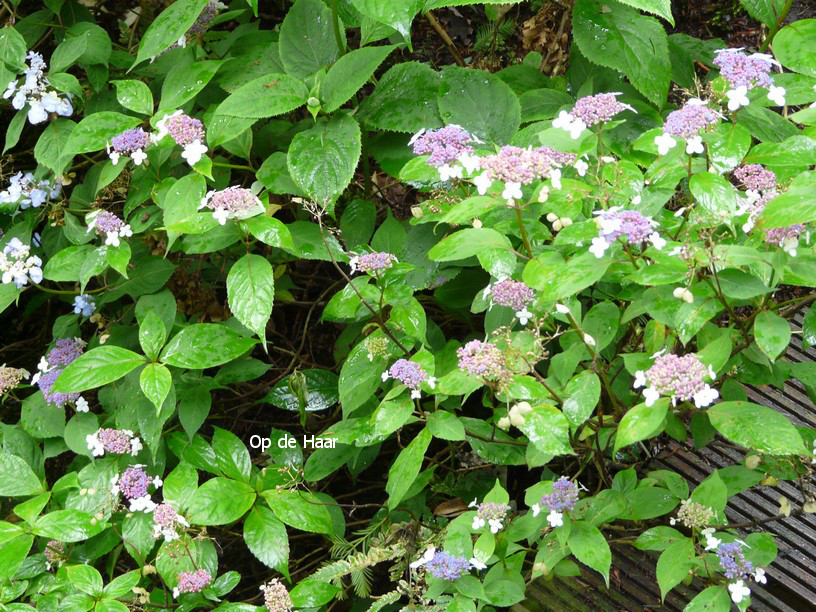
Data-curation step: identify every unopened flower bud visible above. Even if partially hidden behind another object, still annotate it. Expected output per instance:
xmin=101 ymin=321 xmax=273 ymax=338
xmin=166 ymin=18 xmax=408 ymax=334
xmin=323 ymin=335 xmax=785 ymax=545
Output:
xmin=472 ymin=218 xmax=482 ymax=228
xmin=560 ymin=217 xmax=573 ymax=227
xmin=745 ymin=455 xmax=761 ymax=469
xmin=497 ymin=417 xmax=511 ymax=430
xmin=509 ymin=411 xmax=526 ymax=427
xmin=546 ymin=212 xmax=558 ymax=223
xmin=307 ymin=96 xmax=320 ymax=107
xmin=514 ymin=401 xmax=533 ymax=415
xmin=552 ymin=219 xmax=563 ymax=231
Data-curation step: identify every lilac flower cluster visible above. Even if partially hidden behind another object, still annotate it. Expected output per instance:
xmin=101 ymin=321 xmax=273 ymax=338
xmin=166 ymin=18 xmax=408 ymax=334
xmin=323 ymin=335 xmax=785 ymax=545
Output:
xmin=261 ymin=578 xmax=293 ymax=612
xmin=152 ymin=503 xmax=190 ymax=542
xmin=73 ymin=294 xmax=96 ymax=317
xmin=154 ymin=111 xmax=208 ymax=166
xmin=200 ymin=187 xmax=262 ymax=225
xmin=0 ymin=366 xmax=28 ymax=394
xmin=426 ymin=551 xmax=471 ymax=581
xmin=88 ymin=210 xmax=133 ymax=247
xmin=34 ymin=338 xmax=86 ymax=408
xmin=734 ymin=164 xmax=777 ymax=192
xmin=381 ymin=359 xmax=435 ymax=399
xmin=2 ymin=52 xmax=72 ymax=124
xmin=44 ymin=539 xmax=65 ymax=570
xmin=533 ymin=477 xmax=579 ymax=527
xmin=717 ymin=542 xmax=754 ymax=581
xmin=86 ymin=428 xmax=143 ymax=457
xmin=471 ymin=500 xmax=510 ymax=533
xmin=457 ymin=340 xmax=506 ymax=380
xmin=663 ymin=102 xmax=720 ymax=139
xmin=173 ymin=569 xmax=212 ymax=598
xmin=764 ymin=224 xmax=805 ymax=255
xmin=350 ymin=252 xmax=396 ymax=274
xmin=571 ymin=93 xmax=634 ymax=126
xmin=488 ymin=279 xmax=534 ymax=311
xmin=590 ymin=208 xmax=665 ymax=257
xmin=112 ymin=465 xmax=161 ymax=512
xmin=1 ymin=238 xmax=43 ymax=288
xmin=634 ymin=352 xmax=718 ymax=408
xmin=477 ymin=146 xmax=575 ymax=188
xmin=0 ymin=171 xmax=61 ymax=210
xmin=713 ymin=49 xmax=774 ymax=90
xmin=108 ymin=128 xmax=150 ymax=166
xmin=410 ymin=125 xmax=474 ymax=167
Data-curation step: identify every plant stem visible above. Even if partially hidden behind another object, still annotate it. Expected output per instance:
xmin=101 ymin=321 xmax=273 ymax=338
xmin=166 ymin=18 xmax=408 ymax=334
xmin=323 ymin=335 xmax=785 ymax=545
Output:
xmin=425 ymin=10 xmax=466 ymax=67
xmin=514 ymin=202 xmax=533 ymax=258
xmin=759 ymin=0 xmax=794 ymax=52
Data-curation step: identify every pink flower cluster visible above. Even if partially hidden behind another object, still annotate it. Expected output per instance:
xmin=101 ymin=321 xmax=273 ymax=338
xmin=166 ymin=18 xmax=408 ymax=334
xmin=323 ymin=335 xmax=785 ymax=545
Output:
xmin=112 ymin=465 xmax=161 ymax=512
xmin=479 ymin=146 xmax=575 ymax=185
xmin=663 ymin=103 xmax=719 ymax=139
xmin=713 ymin=49 xmax=774 ymax=90
xmin=350 ymin=252 xmax=396 ymax=274
xmin=200 ymin=187 xmax=261 ymax=224
xmin=385 ymin=359 xmax=427 ymax=390
xmin=36 ymin=338 xmax=85 ymax=408
xmin=734 ymin=164 xmax=776 ymax=192
xmin=634 ymin=352 xmax=719 ymax=408
xmin=261 ymin=578 xmax=293 ymax=611
xmin=174 ymin=569 xmax=212 ymax=597
xmin=570 ymin=93 xmax=634 ymax=126
xmin=164 ymin=113 xmax=205 ymax=146
xmin=152 ymin=503 xmax=189 ymax=541
xmin=86 ymin=428 xmax=142 ymax=457
xmin=540 ymin=477 xmax=579 ymax=512
xmin=457 ymin=340 xmax=506 ymax=380
xmin=590 ymin=208 xmax=665 ymax=257
xmin=489 ymin=279 xmax=534 ymax=311
xmin=111 ymin=128 xmax=150 ymax=155
xmin=44 ymin=539 xmax=65 ymax=570
xmin=411 ymin=125 xmax=474 ymax=167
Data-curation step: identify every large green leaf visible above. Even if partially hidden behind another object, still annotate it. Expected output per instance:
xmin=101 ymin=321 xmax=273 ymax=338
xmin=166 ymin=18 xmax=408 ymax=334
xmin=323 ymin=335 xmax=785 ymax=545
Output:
xmin=357 ymin=62 xmax=443 ymax=133
xmin=112 ymin=80 xmax=153 ymax=115
xmin=134 ymin=0 xmax=210 ymax=66
xmin=707 ymin=401 xmax=805 ymax=455
xmin=279 ymin=0 xmax=343 ymax=78
xmin=64 ymin=112 xmax=142 ymax=155
xmin=523 ymin=252 xmax=611 ymax=300
xmin=562 ymin=371 xmax=601 ymax=427
xmin=0 ymin=451 xmax=44 ymax=497
xmin=615 ymin=0 xmax=673 ymax=24
xmin=386 ymin=427 xmax=432 ymax=509
xmin=188 ymin=478 xmax=256 ymax=525
xmin=160 ymin=324 xmax=257 ymax=369
xmin=140 ymin=363 xmax=173 ymax=413
xmin=568 ymin=520 xmax=611 ymax=586
xmin=321 ymin=45 xmax=396 ymax=113
xmin=758 ymin=172 xmax=816 ymax=228
xmin=614 ymin=399 xmax=669 ymax=454
xmin=774 ymin=18 xmax=816 ymax=78
xmin=753 ymin=310 xmax=791 ymax=360
xmin=739 ymin=0 xmax=786 ymax=27
xmin=573 ymin=0 xmax=671 ymax=106
xmin=33 ymin=510 xmax=105 ymax=542
xmin=689 ymin=172 xmax=738 ymax=217
xmin=0 ymin=27 xmax=26 ymax=71
xmin=287 ymin=113 xmax=361 ymax=204
xmin=744 ymin=136 xmax=816 ymax=168
xmin=516 ymin=405 xmax=572 ymax=456
xmin=437 ymin=66 xmax=521 ymax=144
xmin=263 ymin=489 xmax=335 ymax=534
xmin=244 ymin=506 xmax=289 ymax=574
xmin=351 ymin=0 xmax=422 ymax=40
xmin=227 ymin=254 xmax=275 ymax=346
xmin=656 ymin=538 xmax=695 ymax=601
xmin=265 ymin=369 xmax=339 ymax=411
xmin=214 ymin=73 xmax=308 ymax=119
xmin=428 ymin=228 xmax=512 ymax=262
xmin=53 ymin=346 xmax=145 ymax=393
xmin=160 ymin=60 xmax=222 ymax=110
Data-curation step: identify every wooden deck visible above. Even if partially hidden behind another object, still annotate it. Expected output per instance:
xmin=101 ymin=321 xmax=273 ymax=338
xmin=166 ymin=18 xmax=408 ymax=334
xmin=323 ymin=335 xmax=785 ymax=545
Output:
xmin=518 ymin=312 xmax=816 ymax=611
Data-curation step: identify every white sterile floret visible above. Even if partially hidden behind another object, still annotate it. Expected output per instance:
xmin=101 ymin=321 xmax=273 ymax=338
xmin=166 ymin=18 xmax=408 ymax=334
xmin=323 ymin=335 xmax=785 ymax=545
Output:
xmin=686 ymin=135 xmax=705 ymax=155
xmin=589 ymin=236 xmax=610 ymax=258
xmin=473 ymin=172 xmax=493 ymax=195
xmin=501 ymin=182 xmax=523 ymax=203
xmin=547 ymin=510 xmax=564 ymax=527
xmin=459 ymin=153 xmax=481 ymax=175
xmin=574 ymin=157 xmax=589 ymax=176
xmin=181 ymin=140 xmax=208 ymax=166
xmin=728 ymin=580 xmax=751 ymax=604
xmin=726 ymin=86 xmax=750 ymax=111
xmin=654 ymin=132 xmax=677 ymax=155
xmin=409 ymin=546 xmax=436 ymax=568
xmin=767 ymin=85 xmax=786 ymax=106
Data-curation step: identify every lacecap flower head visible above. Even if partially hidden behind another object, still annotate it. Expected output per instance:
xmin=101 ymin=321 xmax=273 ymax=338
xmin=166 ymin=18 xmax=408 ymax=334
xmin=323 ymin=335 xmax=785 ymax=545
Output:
xmin=1 ymin=238 xmax=43 ymax=288
xmin=200 ymin=186 xmax=262 ymax=225
xmin=589 ymin=208 xmax=665 ymax=258
xmin=2 ymin=51 xmax=73 ymax=124
xmin=154 ymin=111 xmax=208 ymax=166
xmin=381 ymin=358 xmax=435 ymax=399
xmin=0 ymin=171 xmax=61 ymax=210
xmin=633 ymin=351 xmax=718 ymax=408
xmin=87 ymin=210 xmax=133 ymax=247
xmin=108 ymin=128 xmax=150 ymax=166
xmin=532 ymin=477 xmax=579 ymax=528
xmin=484 ymin=278 xmax=535 ymax=325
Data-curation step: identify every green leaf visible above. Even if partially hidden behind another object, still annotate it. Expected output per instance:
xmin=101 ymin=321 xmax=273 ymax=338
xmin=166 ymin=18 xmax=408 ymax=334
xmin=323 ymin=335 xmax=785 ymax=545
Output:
xmin=34 ymin=118 xmax=76 ymax=174
xmin=139 ymin=309 xmax=168 ymax=360
xmin=350 ymin=0 xmax=422 ymax=40
xmin=739 ymin=0 xmax=786 ymax=27
xmin=753 ymin=310 xmax=791 ymax=360
xmin=523 ymin=252 xmax=611 ymax=301
xmin=290 ymin=580 xmax=340 ymax=608
xmin=519 ymin=88 xmax=574 ymax=122
xmin=338 ymin=337 xmax=387 ymax=415
xmin=689 ymin=172 xmax=738 ymax=217
xmin=438 ymin=66 xmax=521 ymax=144
xmin=774 ymin=18 xmax=816 ymax=78
xmin=614 ymin=399 xmax=669 ymax=454
xmin=64 ymin=112 xmax=143 ymax=155
xmin=160 ymin=60 xmax=222 ymax=110
xmin=279 ymin=0 xmax=344 ymax=78
xmin=744 ymin=136 xmax=816 ymax=167
xmin=0 ymin=451 xmax=43 ymax=496
xmin=615 ymin=0 xmax=673 ymax=24
xmin=427 ymin=410 xmax=466 ymax=441
xmin=573 ymin=0 xmax=671 ymax=106
xmin=53 ymin=346 xmax=145 ymax=393
xmin=803 ymin=305 xmax=816 ymax=349
xmin=67 ymin=564 xmax=104 ymax=596
xmin=134 ymin=0 xmax=211 ymax=66
xmin=656 ymin=538 xmax=694 ymax=601
xmin=212 ymin=427 xmax=251 ymax=482
xmin=0 ymin=535 xmax=33 ymax=584
xmin=263 ymin=489 xmax=335 ymax=534
xmin=140 ymin=363 xmax=172 ymax=412
xmin=562 ymin=371 xmax=601 ymax=427
xmin=757 ymin=172 xmax=816 ymax=228
xmin=428 ymin=228 xmax=512 ymax=262
xmin=244 ymin=506 xmax=289 ymax=573
xmin=3 ymin=109 xmax=25 ymax=154
xmin=287 ymin=112 xmax=361 ymax=204
xmin=227 ymin=254 xmax=275 ymax=346
xmin=33 ymin=510 xmax=105 ymax=542
xmin=188 ymin=478 xmax=256 ymax=525
xmin=567 ymin=520 xmax=611 ymax=586
xmin=386 ymin=427 xmax=432 ymax=509
xmin=322 ymin=45 xmax=396 ymax=113
xmin=264 ymin=369 xmax=339 ymax=412
xmin=160 ymin=324 xmax=257 ymax=369
xmin=708 ymin=401 xmax=805 ymax=455
xmin=358 ymin=62 xmax=443 ymax=133
xmin=516 ymin=404 xmax=572 ymax=456
xmin=634 ymin=526 xmax=686 ymax=551
xmin=0 ymin=27 xmax=26 ymax=71
xmin=214 ymin=73 xmax=309 ymax=119
xmin=685 ymin=586 xmax=732 ymax=611
xmin=113 ymin=79 xmax=153 ymax=115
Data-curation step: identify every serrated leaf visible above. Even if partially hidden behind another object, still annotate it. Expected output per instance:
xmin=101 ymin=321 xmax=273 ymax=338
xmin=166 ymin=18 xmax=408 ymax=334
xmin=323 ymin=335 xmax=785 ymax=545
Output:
xmin=140 ymin=363 xmax=172 ymax=412
xmin=113 ymin=79 xmax=153 ymax=115
xmin=214 ymin=73 xmax=308 ymax=119
xmin=227 ymin=254 xmax=275 ymax=346
xmin=321 ymin=45 xmax=396 ymax=113
xmin=707 ymin=401 xmax=805 ymax=455
xmin=358 ymin=62 xmax=443 ymax=133
xmin=279 ymin=0 xmax=344 ymax=78
xmin=615 ymin=0 xmax=674 ymax=25
xmin=134 ymin=0 xmax=211 ymax=67
xmin=53 ymin=346 xmax=145 ymax=393
xmin=287 ymin=112 xmax=361 ymax=205
xmin=64 ymin=112 xmax=143 ymax=155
